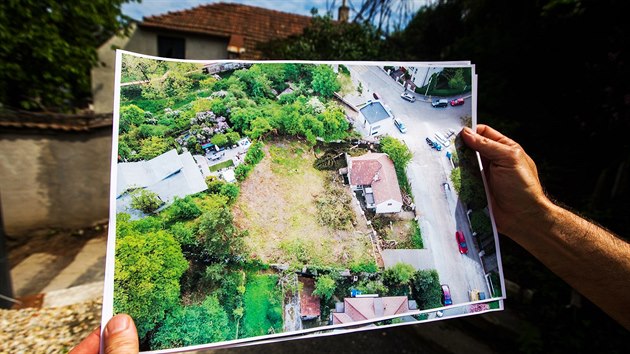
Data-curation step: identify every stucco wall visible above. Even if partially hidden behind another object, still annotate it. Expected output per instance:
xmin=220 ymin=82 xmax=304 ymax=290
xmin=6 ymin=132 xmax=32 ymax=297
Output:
xmin=0 ymin=129 xmax=113 ymax=236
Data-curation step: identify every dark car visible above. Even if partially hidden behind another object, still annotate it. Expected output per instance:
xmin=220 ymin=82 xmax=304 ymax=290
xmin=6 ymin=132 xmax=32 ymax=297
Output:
xmin=456 ymin=231 xmax=468 ymax=254
xmin=450 ymin=98 xmax=465 ymax=106
xmin=373 ymin=92 xmax=381 ymax=99
xmin=425 ymin=137 xmax=435 ymax=148
xmin=441 ymin=284 xmax=453 ymax=306
xmin=432 ymin=99 xmax=448 ymax=108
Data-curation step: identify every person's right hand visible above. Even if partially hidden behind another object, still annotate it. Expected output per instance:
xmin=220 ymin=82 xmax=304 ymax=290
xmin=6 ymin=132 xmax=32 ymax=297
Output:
xmin=461 ymin=125 xmax=552 ymax=239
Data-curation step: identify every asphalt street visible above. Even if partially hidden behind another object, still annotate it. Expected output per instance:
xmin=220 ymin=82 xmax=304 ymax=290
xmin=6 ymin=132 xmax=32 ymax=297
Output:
xmin=348 ymin=65 xmax=490 ymax=306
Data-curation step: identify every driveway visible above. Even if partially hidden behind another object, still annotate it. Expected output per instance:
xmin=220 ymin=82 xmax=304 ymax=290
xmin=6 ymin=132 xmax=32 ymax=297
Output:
xmin=347 ymin=65 xmax=490 ymax=305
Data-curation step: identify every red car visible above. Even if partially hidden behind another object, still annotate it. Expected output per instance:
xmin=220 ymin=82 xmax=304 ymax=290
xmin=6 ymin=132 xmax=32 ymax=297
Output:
xmin=456 ymin=231 xmax=468 ymax=254
xmin=450 ymin=98 xmax=465 ymax=106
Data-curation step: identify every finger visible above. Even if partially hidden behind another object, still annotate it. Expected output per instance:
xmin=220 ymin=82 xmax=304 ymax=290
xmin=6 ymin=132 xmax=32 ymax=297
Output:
xmin=103 ymin=314 xmax=139 ymax=354
xmin=69 ymin=326 xmax=101 ymax=354
xmin=476 ymin=124 xmax=519 ymax=147
xmin=462 ymin=127 xmax=518 ymax=163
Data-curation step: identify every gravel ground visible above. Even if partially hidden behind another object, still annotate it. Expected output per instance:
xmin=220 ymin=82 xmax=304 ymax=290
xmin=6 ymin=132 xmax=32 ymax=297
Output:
xmin=0 ymin=299 xmax=101 ymax=354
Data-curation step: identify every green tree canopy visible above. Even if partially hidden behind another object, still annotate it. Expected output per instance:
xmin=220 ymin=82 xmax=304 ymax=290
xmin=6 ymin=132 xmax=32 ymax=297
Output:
xmin=130 ymin=189 xmax=163 ymax=214
xmin=312 ymin=274 xmax=337 ymax=300
xmin=114 ymin=229 xmax=188 ymax=340
xmin=411 ymin=269 xmax=442 ymax=310
xmin=196 ymin=206 xmax=245 ymax=262
xmin=311 ymin=65 xmax=341 ymax=98
xmin=380 ymin=136 xmax=413 ymax=169
xmin=0 ymin=0 xmax=138 ymax=110
xmin=150 ymin=295 xmax=230 ymax=350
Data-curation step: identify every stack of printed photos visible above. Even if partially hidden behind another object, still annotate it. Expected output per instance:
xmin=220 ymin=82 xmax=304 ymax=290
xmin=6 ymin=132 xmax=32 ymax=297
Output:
xmin=102 ymin=50 xmax=505 ymax=353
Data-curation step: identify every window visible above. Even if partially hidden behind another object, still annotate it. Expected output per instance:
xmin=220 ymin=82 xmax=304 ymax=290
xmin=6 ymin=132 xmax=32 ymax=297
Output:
xmin=387 ymin=203 xmax=392 ymax=206
xmin=158 ymin=36 xmax=185 ymax=59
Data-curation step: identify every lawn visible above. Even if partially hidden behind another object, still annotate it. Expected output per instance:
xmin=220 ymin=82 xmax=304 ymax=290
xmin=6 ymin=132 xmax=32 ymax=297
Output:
xmin=242 ymin=273 xmax=283 ymax=338
xmin=233 ymin=140 xmax=374 ymax=268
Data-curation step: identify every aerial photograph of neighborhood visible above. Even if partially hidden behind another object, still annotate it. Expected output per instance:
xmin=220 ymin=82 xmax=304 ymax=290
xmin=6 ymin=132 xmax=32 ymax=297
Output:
xmin=107 ymin=51 xmax=504 ymax=351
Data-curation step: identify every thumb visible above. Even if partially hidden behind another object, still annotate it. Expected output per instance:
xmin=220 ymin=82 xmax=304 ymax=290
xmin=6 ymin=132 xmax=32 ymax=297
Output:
xmin=103 ymin=314 xmax=139 ymax=354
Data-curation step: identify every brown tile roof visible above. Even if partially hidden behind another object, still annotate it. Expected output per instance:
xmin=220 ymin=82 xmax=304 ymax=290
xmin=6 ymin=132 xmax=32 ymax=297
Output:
xmin=349 ymin=152 xmax=403 ymax=206
xmin=140 ymin=2 xmax=312 ymax=59
xmin=332 ymin=296 xmax=410 ymax=324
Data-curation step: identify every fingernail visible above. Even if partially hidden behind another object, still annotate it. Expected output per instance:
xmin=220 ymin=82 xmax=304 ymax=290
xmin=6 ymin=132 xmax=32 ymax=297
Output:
xmin=106 ymin=315 xmax=130 ymax=335
xmin=463 ymin=127 xmax=474 ymax=135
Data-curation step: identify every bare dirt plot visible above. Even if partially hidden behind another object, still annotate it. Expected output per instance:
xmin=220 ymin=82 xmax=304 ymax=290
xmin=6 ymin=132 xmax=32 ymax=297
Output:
xmin=233 ymin=140 xmax=373 ymax=268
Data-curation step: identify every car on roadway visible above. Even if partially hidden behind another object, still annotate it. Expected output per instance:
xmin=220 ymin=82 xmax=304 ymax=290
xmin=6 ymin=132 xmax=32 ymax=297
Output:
xmin=450 ymin=98 xmax=465 ymax=106
xmin=400 ymin=92 xmax=416 ymax=102
xmin=426 ymin=137 xmax=442 ymax=151
xmin=432 ymin=99 xmax=448 ymax=108
xmin=393 ymin=118 xmax=407 ymax=133
xmin=456 ymin=230 xmax=468 ymax=254
xmin=441 ymin=284 xmax=453 ymax=306
xmin=373 ymin=92 xmax=381 ymax=100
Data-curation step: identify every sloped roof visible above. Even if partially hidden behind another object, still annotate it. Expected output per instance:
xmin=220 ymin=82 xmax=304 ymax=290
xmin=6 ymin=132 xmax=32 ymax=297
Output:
xmin=140 ymin=2 xmax=312 ymax=59
xmin=332 ymin=296 xmax=410 ymax=324
xmin=349 ymin=152 xmax=403 ymax=205
xmin=117 ymin=149 xmax=181 ymax=197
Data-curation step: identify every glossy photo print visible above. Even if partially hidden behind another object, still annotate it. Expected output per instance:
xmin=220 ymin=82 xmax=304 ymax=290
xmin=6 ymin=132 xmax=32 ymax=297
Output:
xmin=102 ymin=51 xmax=504 ymax=352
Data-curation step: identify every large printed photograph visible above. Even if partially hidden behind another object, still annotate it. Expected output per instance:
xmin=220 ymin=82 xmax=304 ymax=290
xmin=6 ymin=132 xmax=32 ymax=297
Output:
xmin=105 ymin=51 xmax=504 ymax=352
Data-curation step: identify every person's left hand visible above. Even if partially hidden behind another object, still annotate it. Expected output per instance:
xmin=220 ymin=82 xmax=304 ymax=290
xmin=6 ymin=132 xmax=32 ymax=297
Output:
xmin=69 ymin=314 xmax=139 ymax=354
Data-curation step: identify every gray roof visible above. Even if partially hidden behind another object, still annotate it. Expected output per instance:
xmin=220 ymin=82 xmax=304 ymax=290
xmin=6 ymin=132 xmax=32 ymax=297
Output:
xmin=359 ymin=101 xmax=392 ymax=125
xmin=116 ymin=150 xmax=208 ymax=218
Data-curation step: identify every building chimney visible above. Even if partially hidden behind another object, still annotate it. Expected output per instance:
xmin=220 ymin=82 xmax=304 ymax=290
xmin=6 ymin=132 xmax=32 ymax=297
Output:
xmin=338 ymin=0 xmax=350 ymax=22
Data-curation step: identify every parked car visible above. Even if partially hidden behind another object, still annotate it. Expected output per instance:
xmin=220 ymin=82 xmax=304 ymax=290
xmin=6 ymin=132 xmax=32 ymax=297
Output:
xmin=456 ymin=231 xmax=468 ymax=254
xmin=441 ymin=284 xmax=453 ymax=306
xmin=450 ymin=98 xmax=465 ymax=106
xmin=426 ymin=137 xmax=441 ymax=150
xmin=400 ymin=92 xmax=416 ymax=102
xmin=432 ymin=99 xmax=448 ymax=108
xmin=373 ymin=92 xmax=381 ymax=99
xmin=393 ymin=118 xmax=407 ymax=133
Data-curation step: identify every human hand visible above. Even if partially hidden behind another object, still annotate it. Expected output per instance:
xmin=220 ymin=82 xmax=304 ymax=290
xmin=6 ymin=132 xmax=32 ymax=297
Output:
xmin=461 ymin=125 xmax=552 ymax=239
xmin=69 ymin=314 xmax=139 ymax=354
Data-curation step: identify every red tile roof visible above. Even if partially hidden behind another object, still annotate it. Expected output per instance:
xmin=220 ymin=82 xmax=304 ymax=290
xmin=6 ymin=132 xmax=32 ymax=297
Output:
xmin=349 ymin=152 xmax=403 ymax=206
xmin=140 ymin=2 xmax=312 ymax=59
xmin=332 ymin=296 xmax=410 ymax=324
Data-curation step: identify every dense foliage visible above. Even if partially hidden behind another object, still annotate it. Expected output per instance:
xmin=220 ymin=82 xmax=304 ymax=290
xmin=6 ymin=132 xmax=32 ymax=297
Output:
xmin=114 ymin=225 xmax=188 ymax=339
xmin=0 ymin=0 xmax=138 ymax=110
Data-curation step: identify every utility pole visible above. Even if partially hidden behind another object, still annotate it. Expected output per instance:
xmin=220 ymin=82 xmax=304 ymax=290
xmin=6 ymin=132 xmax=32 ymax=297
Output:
xmin=0 ymin=194 xmax=15 ymax=309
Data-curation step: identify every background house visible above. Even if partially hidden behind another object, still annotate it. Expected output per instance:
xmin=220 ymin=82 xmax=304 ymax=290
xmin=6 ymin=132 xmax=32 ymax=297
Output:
xmin=92 ymin=2 xmax=312 ymax=114
xmin=346 ymin=152 xmax=403 ymax=214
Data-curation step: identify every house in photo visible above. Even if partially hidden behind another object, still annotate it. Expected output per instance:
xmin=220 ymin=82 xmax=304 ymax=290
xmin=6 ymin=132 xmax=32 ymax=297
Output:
xmin=332 ymin=296 xmax=416 ymax=324
xmin=346 ymin=152 xmax=403 ymax=214
xmin=357 ymin=100 xmax=393 ymax=137
xmin=116 ymin=149 xmax=207 ymax=218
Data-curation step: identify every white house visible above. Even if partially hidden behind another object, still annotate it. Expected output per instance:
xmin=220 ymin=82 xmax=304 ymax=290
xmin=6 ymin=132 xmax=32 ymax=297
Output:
xmin=357 ymin=100 xmax=394 ymax=137
xmin=346 ymin=152 xmax=403 ymax=214
xmin=116 ymin=149 xmax=207 ymax=217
